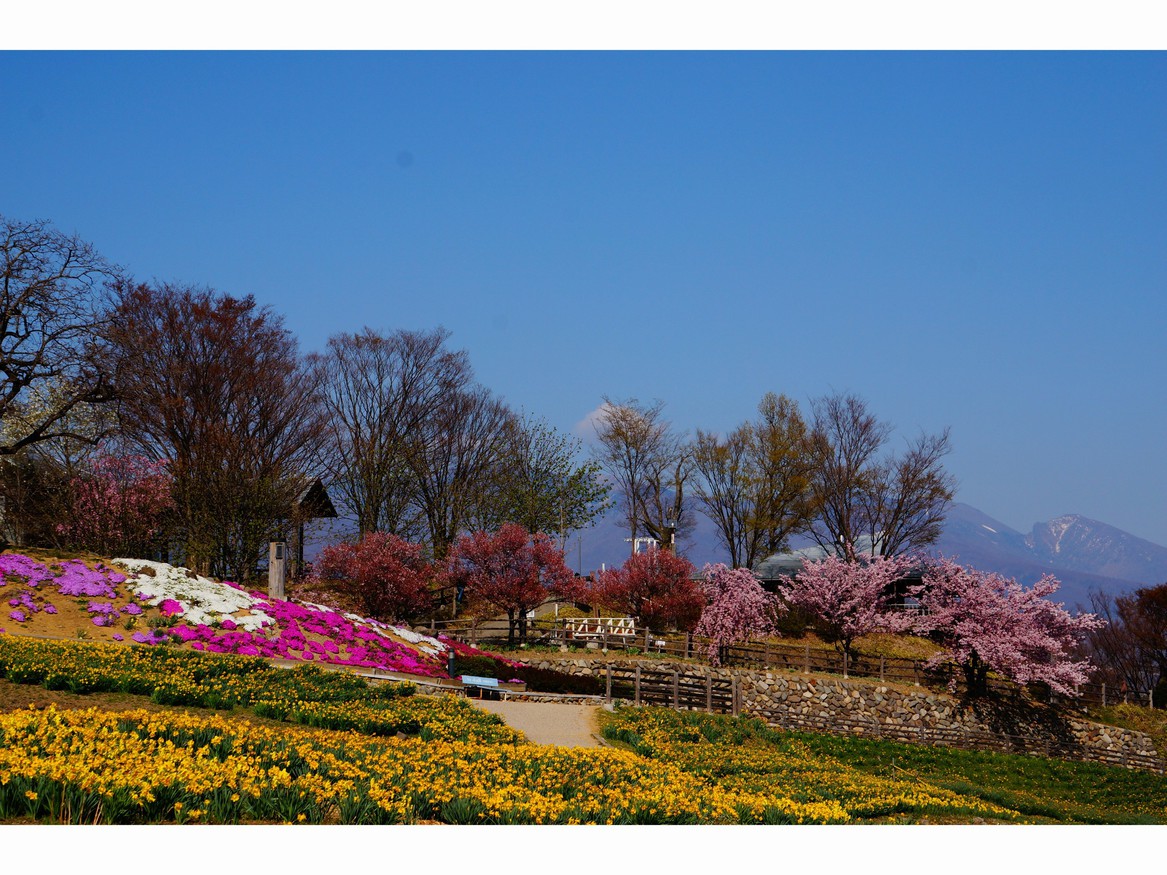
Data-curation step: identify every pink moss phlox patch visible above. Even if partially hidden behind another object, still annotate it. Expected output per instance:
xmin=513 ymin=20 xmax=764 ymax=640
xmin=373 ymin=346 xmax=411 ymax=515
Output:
xmin=158 ymin=599 xmax=184 ymax=616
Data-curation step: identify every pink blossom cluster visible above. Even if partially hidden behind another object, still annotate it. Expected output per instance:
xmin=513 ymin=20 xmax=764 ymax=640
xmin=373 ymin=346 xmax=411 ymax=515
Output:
xmin=695 ymin=564 xmax=782 ymax=665
xmin=785 ymin=553 xmax=917 ymax=657
xmin=55 ymin=453 xmax=174 ymax=555
xmin=909 ymin=558 xmax=1105 ymax=697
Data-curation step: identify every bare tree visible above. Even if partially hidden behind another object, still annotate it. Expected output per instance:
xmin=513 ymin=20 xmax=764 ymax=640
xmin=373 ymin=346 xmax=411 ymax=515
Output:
xmin=591 ymin=397 xmax=694 ymax=553
xmin=0 ymin=215 xmax=121 ymax=457
xmin=694 ymin=393 xmax=816 ymax=569
xmin=1086 ymin=583 xmax=1167 ymax=701
xmin=312 ymin=327 xmax=469 ymax=539
xmin=694 ymin=425 xmax=754 ymax=567
xmin=807 ymin=392 xmax=954 ymax=559
xmin=109 ymin=283 xmax=328 ymax=581
xmin=409 ymin=383 xmax=516 ymax=559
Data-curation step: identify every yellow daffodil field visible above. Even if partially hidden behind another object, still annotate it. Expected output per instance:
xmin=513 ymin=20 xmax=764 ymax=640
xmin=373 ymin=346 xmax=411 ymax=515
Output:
xmin=1 ymin=636 xmax=1165 ymax=825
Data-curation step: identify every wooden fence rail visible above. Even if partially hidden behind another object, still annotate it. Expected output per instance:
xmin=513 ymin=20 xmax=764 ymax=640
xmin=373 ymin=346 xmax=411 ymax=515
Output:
xmin=436 ymin=617 xmax=1159 ymax=712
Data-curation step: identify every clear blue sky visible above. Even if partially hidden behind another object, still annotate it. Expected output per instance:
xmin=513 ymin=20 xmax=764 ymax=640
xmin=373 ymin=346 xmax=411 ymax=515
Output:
xmin=3 ymin=51 xmax=1165 ymax=544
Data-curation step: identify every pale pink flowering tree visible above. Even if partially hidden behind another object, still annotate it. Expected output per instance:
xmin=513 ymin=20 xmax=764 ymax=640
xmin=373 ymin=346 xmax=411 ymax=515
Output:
xmin=783 ymin=552 xmax=916 ymax=664
xmin=695 ymin=563 xmax=782 ymax=665
xmin=57 ymin=453 xmax=173 ymax=556
xmin=909 ymin=558 xmax=1104 ymax=698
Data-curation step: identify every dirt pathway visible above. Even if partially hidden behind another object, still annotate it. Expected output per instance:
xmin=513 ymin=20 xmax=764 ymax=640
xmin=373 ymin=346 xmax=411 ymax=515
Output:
xmin=468 ymin=699 xmax=608 ymax=748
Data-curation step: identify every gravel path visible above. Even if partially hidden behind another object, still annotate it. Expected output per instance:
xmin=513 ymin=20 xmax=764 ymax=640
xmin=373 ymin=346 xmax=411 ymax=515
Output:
xmin=469 ymin=699 xmax=608 ymax=748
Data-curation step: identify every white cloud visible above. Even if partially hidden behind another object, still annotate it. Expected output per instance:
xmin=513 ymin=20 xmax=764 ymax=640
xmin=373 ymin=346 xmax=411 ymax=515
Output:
xmin=574 ymin=402 xmax=614 ymax=439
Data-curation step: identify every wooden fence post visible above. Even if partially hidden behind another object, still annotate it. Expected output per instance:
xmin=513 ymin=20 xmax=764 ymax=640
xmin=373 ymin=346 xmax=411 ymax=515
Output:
xmin=843 ymin=650 xmax=849 ymax=679
xmin=879 ymin=656 xmax=885 ymax=683
xmin=804 ymin=644 xmax=810 ymax=674
xmin=635 ymin=665 xmax=641 ymax=706
xmin=606 ymin=665 xmax=612 ymax=703
xmin=1102 ymin=683 xmax=1106 ymax=708
xmin=706 ymin=672 xmax=713 ymax=713
xmin=764 ymin=642 xmax=771 ymax=666
xmin=672 ymin=671 xmax=680 ymax=709
xmin=732 ymin=676 xmax=740 ymax=717
xmin=685 ymin=632 xmax=692 ymax=659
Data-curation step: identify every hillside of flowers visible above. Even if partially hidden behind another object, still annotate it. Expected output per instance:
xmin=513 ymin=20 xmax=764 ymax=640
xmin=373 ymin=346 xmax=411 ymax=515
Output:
xmin=2 ymin=636 xmax=1165 ymax=824
xmin=0 ymin=637 xmax=1019 ymax=826
xmin=0 ymin=552 xmax=454 ymax=678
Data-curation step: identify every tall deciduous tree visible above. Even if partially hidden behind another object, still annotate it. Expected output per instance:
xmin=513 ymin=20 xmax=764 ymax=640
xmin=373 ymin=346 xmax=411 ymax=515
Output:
xmin=109 ymin=283 xmax=328 ymax=581
xmin=784 ymin=553 xmax=916 ymax=665
xmin=695 ymin=563 xmax=782 ymax=665
xmin=0 ymin=215 xmax=121 ymax=458
xmin=448 ymin=523 xmax=580 ymax=645
xmin=807 ymin=393 xmax=954 ymax=559
xmin=694 ymin=393 xmax=816 ymax=569
xmin=312 ymin=327 xmax=469 ymax=540
xmin=910 ymin=559 xmax=1103 ymax=697
xmin=590 ymin=548 xmax=704 ymax=632
xmin=313 ymin=532 xmax=434 ymax=622
xmin=591 ymin=397 xmax=694 ymax=553
xmin=474 ymin=414 xmax=610 ymax=542
xmin=410 ymin=383 xmax=516 ymax=560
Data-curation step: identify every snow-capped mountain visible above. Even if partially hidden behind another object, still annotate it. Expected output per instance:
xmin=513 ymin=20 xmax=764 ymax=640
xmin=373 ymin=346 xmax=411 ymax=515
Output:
xmin=920 ymin=504 xmax=1167 ymax=607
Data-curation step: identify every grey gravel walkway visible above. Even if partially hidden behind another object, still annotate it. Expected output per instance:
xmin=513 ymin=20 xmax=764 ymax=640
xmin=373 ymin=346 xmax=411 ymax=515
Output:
xmin=469 ymin=699 xmax=608 ymax=748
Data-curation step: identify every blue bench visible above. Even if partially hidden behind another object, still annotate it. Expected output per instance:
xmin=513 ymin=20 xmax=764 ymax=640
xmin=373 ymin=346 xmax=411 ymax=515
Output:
xmin=461 ymin=675 xmax=501 ymax=699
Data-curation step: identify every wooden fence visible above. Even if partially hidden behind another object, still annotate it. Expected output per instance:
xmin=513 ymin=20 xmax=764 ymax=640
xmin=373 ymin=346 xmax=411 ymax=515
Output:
xmin=603 ymin=664 xmax=738 ymax=715
xmin=433 ymin=616 xmax=1159 ymax=711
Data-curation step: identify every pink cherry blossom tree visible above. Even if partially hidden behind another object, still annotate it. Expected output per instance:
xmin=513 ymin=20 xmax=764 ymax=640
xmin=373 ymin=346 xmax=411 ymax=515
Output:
xmin=57 ymin=453 xmax=174 ymax=556
xmin=694 ymin=563 xmax=783 ymax=665
xmin=910 ymin=558 xmax=1104 ymax=698
xmin=448 ymin=523 xmax=582 ymax=645
xmin=783 ymin=552 xmax=916 ymax=666
xmin=313 ymin=532 xmax=434 ymax=622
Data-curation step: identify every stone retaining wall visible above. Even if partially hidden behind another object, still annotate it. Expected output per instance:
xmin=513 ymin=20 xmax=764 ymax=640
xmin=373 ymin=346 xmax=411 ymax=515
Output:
xmin=526 ymin=656 xmax=1165 ymax=773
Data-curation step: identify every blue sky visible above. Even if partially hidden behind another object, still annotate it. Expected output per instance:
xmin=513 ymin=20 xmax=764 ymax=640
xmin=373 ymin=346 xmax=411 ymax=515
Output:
xmin=3 ymin=51 xmax=1165 ymax=544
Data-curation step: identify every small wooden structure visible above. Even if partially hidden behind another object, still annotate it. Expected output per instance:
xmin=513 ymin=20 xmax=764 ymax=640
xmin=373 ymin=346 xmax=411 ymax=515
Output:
xmin=291 ymin=478 xmax=337 ymax=577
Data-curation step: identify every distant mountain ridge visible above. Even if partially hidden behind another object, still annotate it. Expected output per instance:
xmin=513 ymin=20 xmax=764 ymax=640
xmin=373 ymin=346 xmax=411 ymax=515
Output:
xmin=933 ymin=503 xmax=1167 ymax=607
xmin=573 ymin=501 xmax=1167 ymax=608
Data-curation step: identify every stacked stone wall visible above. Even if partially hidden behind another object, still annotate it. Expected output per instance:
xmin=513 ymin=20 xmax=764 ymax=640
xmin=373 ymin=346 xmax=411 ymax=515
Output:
xmin=525 ymin=656 xmax=1164 ymax=773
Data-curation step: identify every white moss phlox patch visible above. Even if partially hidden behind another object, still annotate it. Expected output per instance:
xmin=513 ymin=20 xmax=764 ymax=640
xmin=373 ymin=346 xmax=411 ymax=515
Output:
xmin=113 ymin=558 xmax=273 ymax=632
